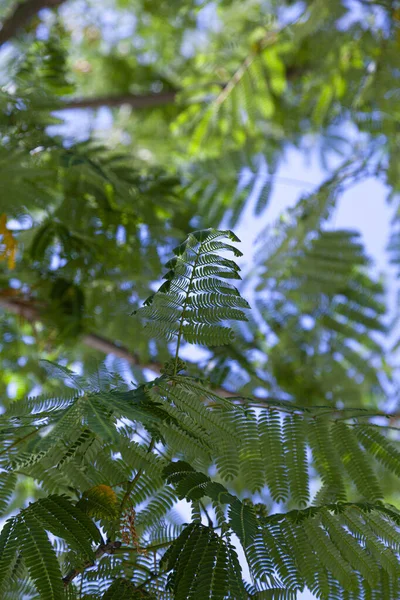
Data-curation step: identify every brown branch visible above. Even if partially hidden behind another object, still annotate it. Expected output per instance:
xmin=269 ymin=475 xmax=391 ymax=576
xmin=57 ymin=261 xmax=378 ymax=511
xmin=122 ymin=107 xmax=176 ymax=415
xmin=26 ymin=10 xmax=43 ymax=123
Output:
xmin=56 ymin=66 xmax=304 ymax=112
xmin=1 ymin=295 xmax=400 ymax=422
xmin=0 ymin=295 xmax=272 ymax=403
xmin=82 ymin=332 xmax=163 ymax=373
xmin=61 ymin=90 xmax=178 ymax=111
xmin=0 ymin=296 xmax=163 ymax=373
xmin=0 ymin=296 xmax=282 ymax=404
xmin=0 ymin=0 xmax=67 ymax=46
xmin=62 ymin=539 xmax=122 ymax=587
xmin=0 ymin=295 xmax=263 ymax=401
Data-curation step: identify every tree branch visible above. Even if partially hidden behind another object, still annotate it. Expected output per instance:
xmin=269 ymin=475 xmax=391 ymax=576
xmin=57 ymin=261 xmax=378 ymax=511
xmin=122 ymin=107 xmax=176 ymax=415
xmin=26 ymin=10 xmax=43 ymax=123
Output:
xmin=82 ymin=332 xmax=163 ymax=373
xmin=1 ymin=296 xmax=399 ymax=420
xmin=0 ymin=296 xmax=163 ymax=373
xmin=0 ymin=0 xmax=67 ymax=46
xmin=54 ymin=66 xmax=304 ymax=112
xmin=0 ymin=295 xmax=269 ymax=405
xmin=62 ymin=539 xmax=122 ymax=587
xmin=0 ymin=295 xmax=261 ymax=400
xmin=61 ymin=90 xmax=178 ymax=111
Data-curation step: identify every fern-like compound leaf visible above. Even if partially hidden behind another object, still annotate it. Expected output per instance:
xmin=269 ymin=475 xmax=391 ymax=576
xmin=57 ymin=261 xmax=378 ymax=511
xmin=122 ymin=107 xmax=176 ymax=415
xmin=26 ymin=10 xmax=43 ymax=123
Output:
xmin=333 ymin=421 xmax=382 ymax=501
xmin=26 ymin=494 xmax=101 ymax=558
xmin=135 ymin=229 xmax=250 ymax=348
xmin=0 ymin=495 xmax=102 ymax=598
xmin=163 ymin=461 xmax=258 ymax=548
xmin=0 ymin=518 xmax=20 ymax=596
xmin=18 ymin=512 xmax=65 ymax=600
xmin=161 ymin=523 xmax=246 ymax=599
xmin=251 ymin=502 xmax=400 ymax=599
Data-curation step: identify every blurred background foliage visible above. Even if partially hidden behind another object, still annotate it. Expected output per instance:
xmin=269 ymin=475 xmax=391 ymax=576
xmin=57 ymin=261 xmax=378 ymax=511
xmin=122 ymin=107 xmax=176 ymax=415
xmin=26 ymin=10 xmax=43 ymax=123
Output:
xmin=0 ymin=0 xmax=400 ymax=507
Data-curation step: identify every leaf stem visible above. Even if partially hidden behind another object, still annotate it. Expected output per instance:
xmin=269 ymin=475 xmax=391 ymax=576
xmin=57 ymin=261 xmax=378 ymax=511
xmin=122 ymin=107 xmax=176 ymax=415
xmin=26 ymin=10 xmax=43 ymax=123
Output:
xmin=114 ymin=540 xmax=173 ymax=554
xmin=120 ymin=437 xmax=156 ymax=512
xmin=0 ymin=428 xmax=41 ymax=456
xmin=173 ymin=243 xmax=203 ymax=375
xmin=200 ymin=500 xmax=214 ymax=528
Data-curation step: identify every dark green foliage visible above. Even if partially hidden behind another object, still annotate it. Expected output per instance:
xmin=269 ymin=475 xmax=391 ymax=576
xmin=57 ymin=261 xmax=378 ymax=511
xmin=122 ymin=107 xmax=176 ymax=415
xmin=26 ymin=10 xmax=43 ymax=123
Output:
xmin=0 ymin=473 xmax=16 ymax=514
xmin=0 ymin=495 xmax=101 ymax=598
xmin=161 ymin=523 xmax=246 ymax=600
xmin=102 ymin=579 xmax=155 ymax=599
xmin=354 ymin=425 xmax=400 ymax=477
xmin=163 ymin=460 xmax=259 ymax=546
xmin=18 ymin=513 xmax=65 ymax=600
xmin=253 ymin=502 xmax=400 ymax=599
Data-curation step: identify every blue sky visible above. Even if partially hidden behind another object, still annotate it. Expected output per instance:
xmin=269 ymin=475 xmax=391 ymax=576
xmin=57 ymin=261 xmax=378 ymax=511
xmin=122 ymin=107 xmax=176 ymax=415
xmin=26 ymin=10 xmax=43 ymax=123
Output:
xmin=236 ymin=145 xmax=397 ymax=310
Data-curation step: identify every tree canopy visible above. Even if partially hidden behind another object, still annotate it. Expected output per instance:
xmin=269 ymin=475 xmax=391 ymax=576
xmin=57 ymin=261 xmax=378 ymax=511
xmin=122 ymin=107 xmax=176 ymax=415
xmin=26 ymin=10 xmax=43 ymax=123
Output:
xmin=1 ymin=1 xmax=400 ymax=598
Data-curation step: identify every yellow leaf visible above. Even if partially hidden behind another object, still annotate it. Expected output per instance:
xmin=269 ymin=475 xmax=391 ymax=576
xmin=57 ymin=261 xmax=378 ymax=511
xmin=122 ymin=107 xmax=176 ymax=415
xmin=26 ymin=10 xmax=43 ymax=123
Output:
xmin=77 ymin=484 xmax=118 ymax=519
xmin=0 ymin=214 xmax=17 ymax=270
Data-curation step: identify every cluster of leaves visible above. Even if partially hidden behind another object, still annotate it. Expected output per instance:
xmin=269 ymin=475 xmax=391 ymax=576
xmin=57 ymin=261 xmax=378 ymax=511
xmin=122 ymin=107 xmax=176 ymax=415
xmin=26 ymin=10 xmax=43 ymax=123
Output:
xmin=2 ymin=1 xmax=400 ymax=599
xmin=1 ymin=230 xmax=400 ymax=599
xmin=1 ymin=0 xmax=400 ymax=402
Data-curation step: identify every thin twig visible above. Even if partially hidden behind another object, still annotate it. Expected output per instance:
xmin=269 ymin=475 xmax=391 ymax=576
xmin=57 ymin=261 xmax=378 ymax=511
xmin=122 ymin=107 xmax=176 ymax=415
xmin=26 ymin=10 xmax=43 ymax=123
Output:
xmin=113 ymin=540 xmax=173 ymax=554
xmin=62 ymin=90 xmax=177 ymax=110
xmin=0 ymin=428 xmax=42 ymax=456
xmin=0 ymin=0 xmax=66 ymax=46
xmin=199 ymin=500 xmax=214 ymax=528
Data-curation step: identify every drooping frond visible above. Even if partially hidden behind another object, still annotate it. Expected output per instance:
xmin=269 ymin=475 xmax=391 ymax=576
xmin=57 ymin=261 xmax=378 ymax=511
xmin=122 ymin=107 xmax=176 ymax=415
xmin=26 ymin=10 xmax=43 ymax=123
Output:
xmin=248 ymin=502 xmax=400 ymax=599
xmin=0 ymin=473 xmax=16 ymax=516
xmin=160 ymin=459 xmax=400 ymax=599
xmin=1 ymin=374 xmax=244 ymax=501
xmin=4 ymin=368 xmax=400 ymax=508
xmin=253 ymin=222 xmax=386 ymax=406
xmin=0 ymin=495 xmax=101 ymax=598
xmin=18 ymin=513 xmax=65 ymax=600
xmin=145 ymin=376 xmax=238 ymax=463
xmin=135 ymin=228 xmax=250 ymax=348
xmin=161 ymin=523 xmax=246 ymax=600
xmin=207 ymin=402 xmax=400 ymax=502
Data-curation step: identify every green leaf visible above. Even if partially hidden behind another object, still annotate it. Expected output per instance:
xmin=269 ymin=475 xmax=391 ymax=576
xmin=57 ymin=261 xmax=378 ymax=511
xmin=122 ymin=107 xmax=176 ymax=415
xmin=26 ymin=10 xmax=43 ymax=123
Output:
xmin=0 ymin=518 xmax=20 ymax=595
xmin=228 ymin=498 xmax=259 ymax=546
xmin=136 ymin=229 xmax=249 ymax=348
xmin=18 ymin=513 xmax=65 ymax=600
xmin=77 ymin=484 xmax=119 ymax=520
xmin=161 ymin=523 xmax=246 ymax=599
